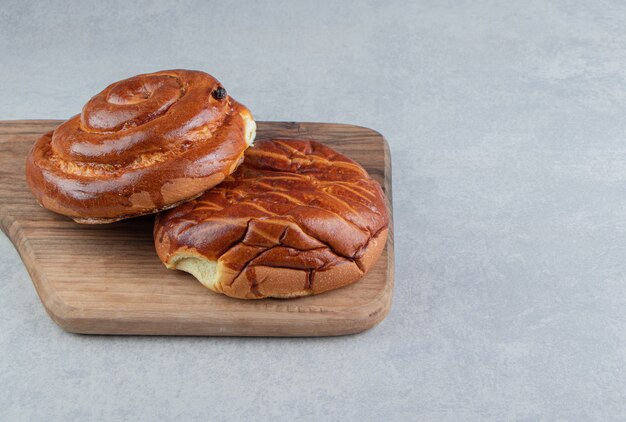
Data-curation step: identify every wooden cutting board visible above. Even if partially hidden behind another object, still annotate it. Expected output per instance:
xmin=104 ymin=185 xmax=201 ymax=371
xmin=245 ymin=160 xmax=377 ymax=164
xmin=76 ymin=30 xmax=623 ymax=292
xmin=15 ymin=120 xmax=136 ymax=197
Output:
xmin=0 ymin=120 xmax=394 ymax=336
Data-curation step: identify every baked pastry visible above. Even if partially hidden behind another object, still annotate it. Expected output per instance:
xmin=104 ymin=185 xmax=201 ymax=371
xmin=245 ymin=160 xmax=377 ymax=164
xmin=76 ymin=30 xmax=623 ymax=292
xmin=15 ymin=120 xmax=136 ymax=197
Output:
xmin=26 ymin=69 xmax=256 ymax=223
xmin=154 ymin=139 xmax=389 ymax=299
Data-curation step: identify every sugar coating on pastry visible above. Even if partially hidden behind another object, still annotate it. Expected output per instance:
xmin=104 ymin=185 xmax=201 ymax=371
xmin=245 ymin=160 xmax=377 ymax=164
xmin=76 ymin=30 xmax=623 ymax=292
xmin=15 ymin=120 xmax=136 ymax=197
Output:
xmin=26 ymin=69 xmax=256 ymax=224
xmin=154 ymin=139 xmax=389 ymax=299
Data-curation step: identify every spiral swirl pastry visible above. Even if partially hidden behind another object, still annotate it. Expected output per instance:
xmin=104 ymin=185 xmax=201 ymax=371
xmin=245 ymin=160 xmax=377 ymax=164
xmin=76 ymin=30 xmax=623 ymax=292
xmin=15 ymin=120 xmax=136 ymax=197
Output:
xmin=26 ymin=69 xmax=256 ymax=223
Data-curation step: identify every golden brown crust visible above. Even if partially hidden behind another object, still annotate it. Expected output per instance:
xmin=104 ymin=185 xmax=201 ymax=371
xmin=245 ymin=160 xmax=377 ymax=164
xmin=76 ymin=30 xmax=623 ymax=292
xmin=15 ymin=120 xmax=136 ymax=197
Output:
xmin=154 ymin=139 xmax=389 ymax=299
xmin=25 ymin=69 xmax=255 ymax=223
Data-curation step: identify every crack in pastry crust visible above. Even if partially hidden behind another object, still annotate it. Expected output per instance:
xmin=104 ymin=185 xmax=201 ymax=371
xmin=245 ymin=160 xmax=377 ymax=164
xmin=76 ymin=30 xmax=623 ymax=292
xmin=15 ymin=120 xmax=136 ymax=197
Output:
xmin=154 ymin=139 xmax=389 ymax=299
xmin=26 ymin=69 xmax=256 ymax=223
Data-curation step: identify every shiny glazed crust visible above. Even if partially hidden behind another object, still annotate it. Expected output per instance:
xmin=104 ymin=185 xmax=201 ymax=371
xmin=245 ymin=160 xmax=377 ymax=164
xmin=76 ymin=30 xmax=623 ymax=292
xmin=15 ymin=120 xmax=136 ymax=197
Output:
xmin=154 ymin=139 xmax=390 ymax=299
xmin=25 ymin=69 xmax=256 ymax=223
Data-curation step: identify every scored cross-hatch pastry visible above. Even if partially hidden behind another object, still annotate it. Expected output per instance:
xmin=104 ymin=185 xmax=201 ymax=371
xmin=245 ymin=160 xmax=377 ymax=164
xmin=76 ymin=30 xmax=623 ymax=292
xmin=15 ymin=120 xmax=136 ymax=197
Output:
xmin=25 ymin=69 xmax=256 ymax=223
xmin=154 ymin=139 xmax=390 ymax=299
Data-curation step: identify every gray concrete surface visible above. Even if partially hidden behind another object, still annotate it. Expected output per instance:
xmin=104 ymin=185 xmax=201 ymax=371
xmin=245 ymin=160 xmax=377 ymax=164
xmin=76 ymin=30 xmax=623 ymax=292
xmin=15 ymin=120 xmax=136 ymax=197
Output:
xmin=2 ymin=0 xmax=626 ymax=420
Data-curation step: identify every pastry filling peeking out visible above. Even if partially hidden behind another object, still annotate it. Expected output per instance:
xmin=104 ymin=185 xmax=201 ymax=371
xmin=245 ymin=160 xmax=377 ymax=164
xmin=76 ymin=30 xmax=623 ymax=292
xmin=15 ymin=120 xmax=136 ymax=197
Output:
xmin=242 ymin=110 xmax=256 ymax=147
xmin=170 ymin=255 xmax=220 ymax=290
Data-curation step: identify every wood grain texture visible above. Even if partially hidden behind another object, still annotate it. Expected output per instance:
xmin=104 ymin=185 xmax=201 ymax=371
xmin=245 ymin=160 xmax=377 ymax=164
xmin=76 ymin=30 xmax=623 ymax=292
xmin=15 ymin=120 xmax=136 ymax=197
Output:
xmin=0 ymin=120 xmax=394 ymax=336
